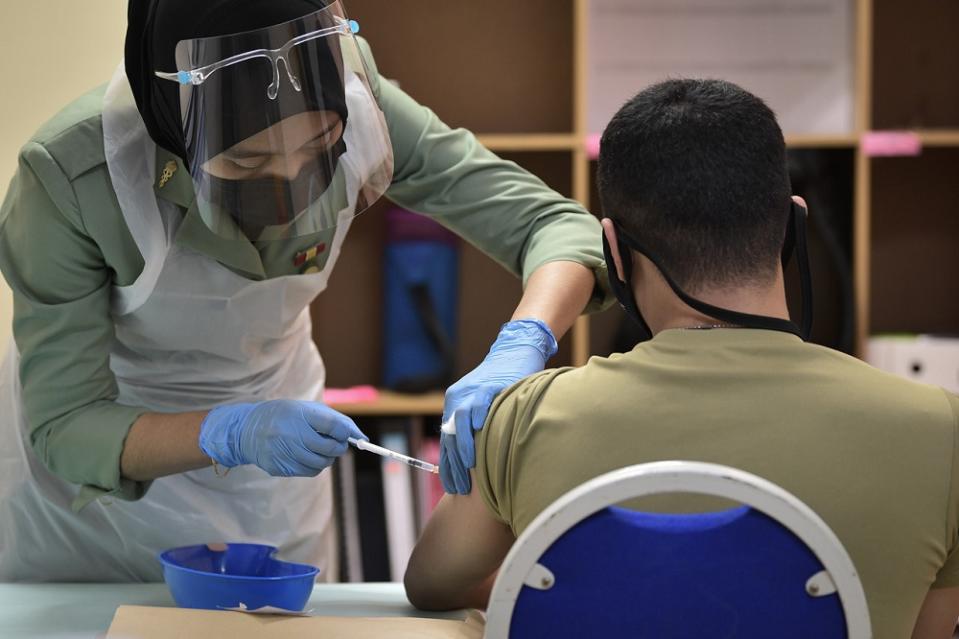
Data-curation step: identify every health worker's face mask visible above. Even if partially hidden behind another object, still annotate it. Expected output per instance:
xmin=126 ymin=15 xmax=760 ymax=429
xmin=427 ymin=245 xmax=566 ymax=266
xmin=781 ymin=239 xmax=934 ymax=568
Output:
xmin=201 ymin=136 xmax=347 ymax=236
xmin=602 ymin=200 xmax=813 ymax=341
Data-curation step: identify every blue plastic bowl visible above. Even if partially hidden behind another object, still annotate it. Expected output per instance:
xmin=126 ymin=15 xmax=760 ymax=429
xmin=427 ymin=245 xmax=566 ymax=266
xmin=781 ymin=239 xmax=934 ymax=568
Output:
xmin=158 ymin=543 xmax=319 ymax=611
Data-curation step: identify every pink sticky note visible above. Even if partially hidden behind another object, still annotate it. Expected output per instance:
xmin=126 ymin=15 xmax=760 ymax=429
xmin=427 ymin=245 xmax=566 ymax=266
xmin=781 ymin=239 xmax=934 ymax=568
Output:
xmin=324 ymin=385 xmax=380 ymax=404
xmin=862 ymin=131 xmax=922 ymax=157
xmin=586 ymin=133 xmax=601 ymax=160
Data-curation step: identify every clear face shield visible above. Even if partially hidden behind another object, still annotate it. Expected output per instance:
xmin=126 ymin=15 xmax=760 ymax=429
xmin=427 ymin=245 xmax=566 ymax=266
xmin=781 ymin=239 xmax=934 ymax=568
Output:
xmin=155 ymin=1 xmax=393 ymax=240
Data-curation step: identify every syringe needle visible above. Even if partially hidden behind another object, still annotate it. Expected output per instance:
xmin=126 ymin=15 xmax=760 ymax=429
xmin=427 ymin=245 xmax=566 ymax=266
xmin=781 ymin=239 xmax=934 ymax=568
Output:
xmin=347 ymin=437 xmax=439 ymax=474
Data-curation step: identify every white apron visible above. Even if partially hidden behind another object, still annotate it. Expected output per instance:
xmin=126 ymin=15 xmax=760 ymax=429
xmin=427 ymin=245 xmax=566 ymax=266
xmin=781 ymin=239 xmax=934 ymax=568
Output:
xmin=0 ymin=64 xmax=380 ymax=582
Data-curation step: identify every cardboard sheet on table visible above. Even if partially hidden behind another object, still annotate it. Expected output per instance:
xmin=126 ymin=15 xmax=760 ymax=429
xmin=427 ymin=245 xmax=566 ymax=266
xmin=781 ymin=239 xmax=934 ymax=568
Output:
xmin=107 ymin=605 xmax=484 ymax=639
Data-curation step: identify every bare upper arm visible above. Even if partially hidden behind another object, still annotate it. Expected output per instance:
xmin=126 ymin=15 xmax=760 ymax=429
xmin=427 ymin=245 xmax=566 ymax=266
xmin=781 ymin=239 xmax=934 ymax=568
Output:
xmin=404 ymin=370 xmax=560 ymax=611
xmin=912 ymin=587 xmax=959 ymax=639
xmin=404 ymin=470 xmax=515 ymax=611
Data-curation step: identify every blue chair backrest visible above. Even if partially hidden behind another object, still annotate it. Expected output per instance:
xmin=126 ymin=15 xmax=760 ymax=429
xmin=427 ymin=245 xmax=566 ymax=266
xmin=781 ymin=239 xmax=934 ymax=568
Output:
xmin=509 ymin=504 xmax=846 ymax=638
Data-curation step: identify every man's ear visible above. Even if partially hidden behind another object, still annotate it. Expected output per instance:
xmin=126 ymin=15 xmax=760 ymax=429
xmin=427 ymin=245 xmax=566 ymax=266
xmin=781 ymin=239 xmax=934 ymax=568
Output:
xmin=601 ymin=218 xmax=626 ymax=281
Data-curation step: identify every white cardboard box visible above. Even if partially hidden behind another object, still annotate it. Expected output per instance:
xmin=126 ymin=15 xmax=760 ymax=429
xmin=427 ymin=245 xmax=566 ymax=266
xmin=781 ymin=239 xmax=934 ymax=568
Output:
xmin=866 ymin=335 xmax=959 ymax=394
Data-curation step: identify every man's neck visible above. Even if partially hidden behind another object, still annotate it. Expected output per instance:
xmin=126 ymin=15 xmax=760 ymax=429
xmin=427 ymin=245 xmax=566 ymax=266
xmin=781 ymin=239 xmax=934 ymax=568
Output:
xmin=649 ymin=282 xmax=790 ymax=334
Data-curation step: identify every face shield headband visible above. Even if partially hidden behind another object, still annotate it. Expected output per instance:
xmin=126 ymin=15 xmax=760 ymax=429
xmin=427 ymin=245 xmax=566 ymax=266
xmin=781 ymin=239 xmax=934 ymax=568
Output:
xmin=148 ymin=2 xmax=394 ymax=241
xmin=155 ymin=18 xmax=359 ymax=99
xmin=602 ymin=200 xmax=813 ymax=341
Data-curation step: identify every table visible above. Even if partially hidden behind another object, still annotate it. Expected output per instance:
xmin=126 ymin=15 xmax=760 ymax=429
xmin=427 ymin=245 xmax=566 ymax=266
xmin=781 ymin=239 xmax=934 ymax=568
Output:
xmin=0 ymin=582 xmax=461 ymax=638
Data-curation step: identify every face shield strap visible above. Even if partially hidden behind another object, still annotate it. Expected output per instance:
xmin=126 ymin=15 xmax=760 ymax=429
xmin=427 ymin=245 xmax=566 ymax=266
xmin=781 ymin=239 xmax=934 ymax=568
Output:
xmin=604 ymin=201 xmax=813 ymax=341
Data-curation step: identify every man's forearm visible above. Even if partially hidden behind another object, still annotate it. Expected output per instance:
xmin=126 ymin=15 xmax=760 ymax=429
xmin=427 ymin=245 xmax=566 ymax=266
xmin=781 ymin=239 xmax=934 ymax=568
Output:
xmin=462 ymin=571 xmax=498 ymax=610
xmin=405 ymin=488 xmax=515 ymax=611
xmin=512 ymin=260 xmax=595 ymax=338
xmin=912 ymin=587 xmax=959 ymax=638
xmin=120 ymin=411 xmax=211 ymax=481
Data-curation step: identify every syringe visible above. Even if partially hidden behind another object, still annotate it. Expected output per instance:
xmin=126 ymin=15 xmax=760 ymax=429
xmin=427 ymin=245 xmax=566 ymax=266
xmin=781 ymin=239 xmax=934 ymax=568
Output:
xmin=347 ymin=437 xmax=439 ymax=474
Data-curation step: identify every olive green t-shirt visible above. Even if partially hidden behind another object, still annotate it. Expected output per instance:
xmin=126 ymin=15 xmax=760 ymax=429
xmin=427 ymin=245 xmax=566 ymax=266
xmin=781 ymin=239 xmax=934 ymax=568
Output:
xmin=476 ymin=328 xmax=959 ymax=638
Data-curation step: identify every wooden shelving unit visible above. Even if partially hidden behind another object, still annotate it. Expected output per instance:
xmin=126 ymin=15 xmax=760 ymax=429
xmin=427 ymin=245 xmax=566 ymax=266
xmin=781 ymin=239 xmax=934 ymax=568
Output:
xmin=476 ymin=134 xmax=579 ymax=152
xmin=785 ymin=134 xmax=859 ymax=149
xmin=313 ymin=0 xmax=959 ymax=417
xmin=866 ymin=0 xmax=959 ymax=340
xmin=328 ymin=390 xmax=444 ymax=417
xmin=914 ymin=130 xmax=959 ymax=147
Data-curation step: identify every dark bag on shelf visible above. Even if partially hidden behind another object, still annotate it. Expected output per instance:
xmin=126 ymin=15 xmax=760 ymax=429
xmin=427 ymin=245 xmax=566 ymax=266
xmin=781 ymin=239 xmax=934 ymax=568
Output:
xmin=383 ymin=207 xmax=459 ymax=392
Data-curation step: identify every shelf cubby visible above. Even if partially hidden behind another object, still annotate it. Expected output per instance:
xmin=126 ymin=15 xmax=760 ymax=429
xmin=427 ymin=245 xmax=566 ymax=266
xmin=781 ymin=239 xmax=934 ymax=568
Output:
xmin=870 ymin=149 xmax=959 ymax=334
xmin=872 ymin=0 xmax=959 ymax=130
xmin=346 ymin=0 xmax=575 ymax=134
xmin=313 ymin=151 xmax=575 ymax=390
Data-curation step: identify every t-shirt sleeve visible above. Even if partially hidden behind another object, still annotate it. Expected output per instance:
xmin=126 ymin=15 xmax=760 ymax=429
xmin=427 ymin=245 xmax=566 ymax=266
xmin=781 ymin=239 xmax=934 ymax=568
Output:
xmin=474 ymin=368 xmax=566 ymax=533
xmin=933 ymin=390 xmax=959 ymax=589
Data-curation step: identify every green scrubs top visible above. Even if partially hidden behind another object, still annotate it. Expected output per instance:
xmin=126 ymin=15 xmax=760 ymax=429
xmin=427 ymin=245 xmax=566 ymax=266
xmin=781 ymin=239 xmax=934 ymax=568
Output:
xmin=0 ymin=39 xmax=611 ymax=506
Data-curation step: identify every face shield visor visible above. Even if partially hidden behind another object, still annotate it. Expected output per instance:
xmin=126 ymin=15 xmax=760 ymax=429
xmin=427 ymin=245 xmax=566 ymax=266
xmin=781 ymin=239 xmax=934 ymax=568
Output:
xmin=155 ymin=1 xmax=393 ymax=240
xmin=602 ymin=200 xmax=813 ymax=341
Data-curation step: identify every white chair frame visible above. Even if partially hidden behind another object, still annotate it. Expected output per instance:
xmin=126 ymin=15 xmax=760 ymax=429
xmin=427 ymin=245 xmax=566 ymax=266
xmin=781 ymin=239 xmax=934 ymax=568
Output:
xmin=485 ymin=461 xmax=871 ymax=638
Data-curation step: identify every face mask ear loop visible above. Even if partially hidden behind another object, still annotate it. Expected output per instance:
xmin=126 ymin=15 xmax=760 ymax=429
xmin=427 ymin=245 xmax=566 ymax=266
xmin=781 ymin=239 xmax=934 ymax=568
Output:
xmin=793 ymin=203 xmax=815 ymax=340
xmin=602 ymin=230 xmax=652 ymax=340
xmin=617 ymin=224 xmax=805 ymax=339
xmin=782 ymin=201 xmax=798 ymax=269
xmin=618 ymin=233 xmax=653 ymax=340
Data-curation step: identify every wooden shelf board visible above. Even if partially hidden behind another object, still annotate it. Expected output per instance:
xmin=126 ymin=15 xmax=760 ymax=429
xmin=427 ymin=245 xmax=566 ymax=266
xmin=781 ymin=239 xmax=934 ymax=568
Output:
xmin=582 ymin=133 xmax=858 ymax=155
xmin=477 ymin=133 xmax=578 ymax=152
xmin=328 ymin=390 xmax=444 ymax=417
xmin=915 ymin=130 xmax=959 ymax=146
xmin=784 ymin=134 xmax=858 ymax=148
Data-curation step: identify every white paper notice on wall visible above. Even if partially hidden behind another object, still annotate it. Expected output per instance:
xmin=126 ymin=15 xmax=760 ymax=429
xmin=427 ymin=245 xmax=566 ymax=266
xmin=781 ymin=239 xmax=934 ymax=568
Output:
xmin=587 ymin=0 xmax=855 ymax=137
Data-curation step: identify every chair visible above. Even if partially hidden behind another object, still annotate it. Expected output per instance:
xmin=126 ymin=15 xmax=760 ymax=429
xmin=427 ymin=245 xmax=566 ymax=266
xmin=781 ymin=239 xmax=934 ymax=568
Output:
xmin=485 ymin=461 xmax=871 ymax=638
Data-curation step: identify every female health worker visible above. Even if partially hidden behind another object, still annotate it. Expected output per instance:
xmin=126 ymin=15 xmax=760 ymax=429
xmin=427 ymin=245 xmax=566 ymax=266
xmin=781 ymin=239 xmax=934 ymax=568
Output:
xmin=0 ymin=0 xmax=610 ymax=581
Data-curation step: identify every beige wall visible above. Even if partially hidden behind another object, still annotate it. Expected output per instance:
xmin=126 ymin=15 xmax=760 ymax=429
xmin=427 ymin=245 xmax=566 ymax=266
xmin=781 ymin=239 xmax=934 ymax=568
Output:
xmin=0 ymin=1 xmax=128 ymax=358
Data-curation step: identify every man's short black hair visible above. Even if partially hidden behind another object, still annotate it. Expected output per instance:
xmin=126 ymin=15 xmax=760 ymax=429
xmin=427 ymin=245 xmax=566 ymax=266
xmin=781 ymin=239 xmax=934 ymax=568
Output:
xmin=597 ymin=78 xmax=791 ymax=292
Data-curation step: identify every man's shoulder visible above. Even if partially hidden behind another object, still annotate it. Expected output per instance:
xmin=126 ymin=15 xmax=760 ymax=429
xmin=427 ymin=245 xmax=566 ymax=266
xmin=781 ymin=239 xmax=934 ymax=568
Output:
xmin=503 ymin=348 xmax=653 ymax=404
xmin=492 ymin=338 xmax=959 ymax=432
xmin=22 ymin=84 xmax=108 ymax=182
xmin=483 ymin=353 xmax=644 ymax=439
xmin=533 ymin=348 xmax=657 ymax=401
xmin=490 ymin=366 xmax=577 ymax=422
xmin=803 ymin=341 xmax=957 ymax=422
xmin=499 ymin=356 xmax=624 ymax=408
xmin=522 ymin=339 xmax=959 ymax=430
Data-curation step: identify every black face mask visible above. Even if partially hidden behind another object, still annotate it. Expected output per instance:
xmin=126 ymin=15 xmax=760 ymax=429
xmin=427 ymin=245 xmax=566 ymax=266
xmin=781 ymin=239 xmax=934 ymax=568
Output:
xmin=602 ymin=200 xmax=813 ymax=341
xmin=201 ymin=137 xmax=347 ymax=235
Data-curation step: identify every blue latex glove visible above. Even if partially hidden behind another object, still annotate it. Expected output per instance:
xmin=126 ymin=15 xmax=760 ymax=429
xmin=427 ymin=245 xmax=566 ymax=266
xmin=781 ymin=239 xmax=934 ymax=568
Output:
xmin=440 ymin=318 xmax=558 ymax=494
xmin=199 ymin=400 xmax=366 ymax=477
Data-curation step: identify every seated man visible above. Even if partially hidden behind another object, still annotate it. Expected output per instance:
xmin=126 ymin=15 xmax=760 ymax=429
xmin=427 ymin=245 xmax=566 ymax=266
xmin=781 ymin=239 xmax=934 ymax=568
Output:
xmin=404 ymin=79 xmax=959 ymax=638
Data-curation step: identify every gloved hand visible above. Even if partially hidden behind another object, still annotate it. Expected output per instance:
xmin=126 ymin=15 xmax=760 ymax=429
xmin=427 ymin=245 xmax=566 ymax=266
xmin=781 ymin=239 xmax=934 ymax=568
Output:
xmin=440 ymin=318 xmax=558 ymax=494
xmin=199 ymin=399 xmax=366 ymax=477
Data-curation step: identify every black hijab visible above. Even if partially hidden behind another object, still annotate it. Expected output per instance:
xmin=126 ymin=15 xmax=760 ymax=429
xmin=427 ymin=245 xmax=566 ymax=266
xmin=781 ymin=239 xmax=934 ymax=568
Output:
xmin=125 ymin=0 xmax=347 ymax=164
